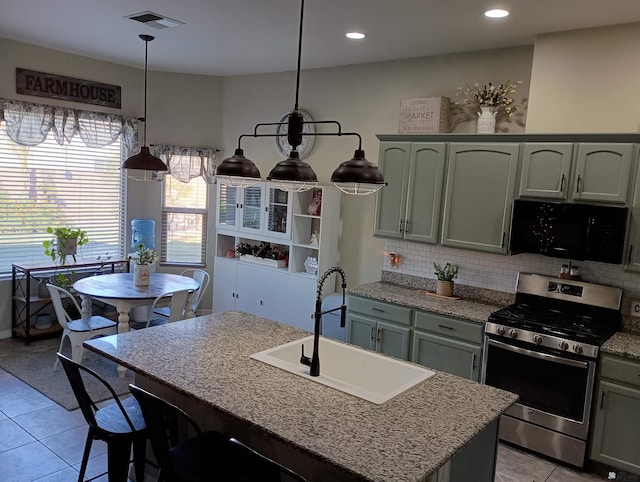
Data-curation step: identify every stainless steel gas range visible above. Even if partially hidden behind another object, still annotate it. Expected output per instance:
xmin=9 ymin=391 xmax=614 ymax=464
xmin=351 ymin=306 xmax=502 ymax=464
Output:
xmin=481 ymin=273 xmax=622 ymax=468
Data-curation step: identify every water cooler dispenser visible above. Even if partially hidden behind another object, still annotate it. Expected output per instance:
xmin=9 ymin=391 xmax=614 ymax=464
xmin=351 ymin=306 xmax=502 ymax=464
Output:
xmin=129 ymin=218 xmax=156 ymax=322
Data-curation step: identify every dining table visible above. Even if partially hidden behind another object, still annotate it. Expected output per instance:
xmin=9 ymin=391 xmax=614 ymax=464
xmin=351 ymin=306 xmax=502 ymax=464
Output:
xmin=73 ymin=272 xmax=200 ymax=376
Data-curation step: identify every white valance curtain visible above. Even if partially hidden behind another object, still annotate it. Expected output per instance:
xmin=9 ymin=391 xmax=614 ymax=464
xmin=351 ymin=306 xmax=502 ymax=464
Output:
xmin=0 ymin=99 xmax=219 ymax=183
xmin=0 ymin=98 xmax=137 ymax=151
xmin=153 ymin=144 xmax=218 ymax=184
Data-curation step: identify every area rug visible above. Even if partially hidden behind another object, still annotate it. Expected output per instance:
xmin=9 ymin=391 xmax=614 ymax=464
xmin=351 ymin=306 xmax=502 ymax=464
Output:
xmin=0 ymin=336 xmax=134 ymax=410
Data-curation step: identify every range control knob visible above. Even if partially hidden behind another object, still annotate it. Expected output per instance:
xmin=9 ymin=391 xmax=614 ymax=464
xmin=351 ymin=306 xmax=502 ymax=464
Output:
xmin=573 ymin=344 xmax=584 ymax=354
xmin=496 ymin=326 xmax=506 ymax=336
xmin=508 ymin=329 xmax=518 ymax=339
xmin=533 ymin=335 xmax=543 ymax=345
xmin=559 ymin=340 xmax=569 ymax=351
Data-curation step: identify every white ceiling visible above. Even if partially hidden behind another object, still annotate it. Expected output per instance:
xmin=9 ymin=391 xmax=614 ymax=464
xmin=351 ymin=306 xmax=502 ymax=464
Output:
xmin=2 ymin=0 xmax=640 ymax=76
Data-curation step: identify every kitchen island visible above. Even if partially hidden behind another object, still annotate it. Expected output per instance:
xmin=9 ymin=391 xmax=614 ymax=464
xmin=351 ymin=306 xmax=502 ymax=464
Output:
xmin=84 ymin=311 xmax=517 ymax=482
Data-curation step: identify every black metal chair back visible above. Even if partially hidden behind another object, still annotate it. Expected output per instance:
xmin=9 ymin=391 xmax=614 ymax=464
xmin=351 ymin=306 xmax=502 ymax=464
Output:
xmin=57 ymin=353 xmax=147 ymax=482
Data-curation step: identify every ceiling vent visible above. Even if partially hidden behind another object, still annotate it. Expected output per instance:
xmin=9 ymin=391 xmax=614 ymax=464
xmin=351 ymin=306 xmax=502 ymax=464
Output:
xmin=126 ymin=11 xmax=184 ymax=29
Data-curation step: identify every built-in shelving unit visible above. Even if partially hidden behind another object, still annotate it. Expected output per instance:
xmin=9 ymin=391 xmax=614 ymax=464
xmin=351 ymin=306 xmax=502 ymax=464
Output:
xmin=213 ymin=183 xmax=341 ymax=331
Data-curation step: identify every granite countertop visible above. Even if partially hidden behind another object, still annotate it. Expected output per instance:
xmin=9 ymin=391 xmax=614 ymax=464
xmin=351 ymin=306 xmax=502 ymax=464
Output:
xmin=348 ymin=281 xmax=504 ymax=324
xmin=602 ymin=331 xmax=640 ymax=360
xmin=85 ymin=311 xmax=517 ymax=482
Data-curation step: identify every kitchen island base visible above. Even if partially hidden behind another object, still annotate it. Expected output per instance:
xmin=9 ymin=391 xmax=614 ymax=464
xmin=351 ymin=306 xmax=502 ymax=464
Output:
xmin=135 ymin=375 xmax=500 ymax=482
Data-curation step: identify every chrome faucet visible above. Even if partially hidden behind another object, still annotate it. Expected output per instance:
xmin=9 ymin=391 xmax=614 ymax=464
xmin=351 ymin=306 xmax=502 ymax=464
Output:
xmin=300 ymin=266 xmax=347 ymax=377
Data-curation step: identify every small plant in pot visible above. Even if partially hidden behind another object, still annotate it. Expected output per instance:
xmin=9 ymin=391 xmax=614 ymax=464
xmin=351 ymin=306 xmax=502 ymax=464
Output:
xmin=132 ymin=243 xmax=158 ymax=286
xmin=433 ymin=262 xmax=458 ymax=297
xmin=43 ymin=227 xmax=88 ymax=265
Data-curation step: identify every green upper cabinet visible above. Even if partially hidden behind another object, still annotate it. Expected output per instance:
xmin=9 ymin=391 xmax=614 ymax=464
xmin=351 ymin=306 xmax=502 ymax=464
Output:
xmin=440 ymin=143 xmax=519 ymax=254
xmin=518 ymin=143 xmax=573 ymax=199
xmin=373 ymin=142 xmax=410 ymax=239
xmin=374 ymin=142 xmax=446 ymax=244
xmin=625 ymin=159 xmax=640 ymax=271
xmin=573 ymin=143 xmax=634 ymax=203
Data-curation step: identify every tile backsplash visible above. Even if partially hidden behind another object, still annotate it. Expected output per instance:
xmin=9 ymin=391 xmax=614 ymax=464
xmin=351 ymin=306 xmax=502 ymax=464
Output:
xmin=382 ymin=239 xmax=640 ymax=326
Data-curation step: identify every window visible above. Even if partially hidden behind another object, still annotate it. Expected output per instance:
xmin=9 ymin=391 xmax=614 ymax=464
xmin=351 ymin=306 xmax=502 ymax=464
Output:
xmin=161 ymin=174 xmax=208 ymax=265
xmin=0 ymin=126 xmax=124 ymax=276
xmin=155 ymin=145 xmax=216 ymax=266
xmin=0 ymin=99 xmax=133 ymax=277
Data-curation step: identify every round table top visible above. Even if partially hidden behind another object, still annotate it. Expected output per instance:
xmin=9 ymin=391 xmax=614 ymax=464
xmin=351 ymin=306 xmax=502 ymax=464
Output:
xmin=73 ymin=272 xmax=200 ymax=301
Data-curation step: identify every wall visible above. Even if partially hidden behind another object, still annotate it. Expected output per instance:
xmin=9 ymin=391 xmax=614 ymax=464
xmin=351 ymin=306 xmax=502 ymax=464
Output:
xmin=526 ymin=22 xmax=640 ymax=133
xmin=221 ymin=47 xmax=533 ymax=286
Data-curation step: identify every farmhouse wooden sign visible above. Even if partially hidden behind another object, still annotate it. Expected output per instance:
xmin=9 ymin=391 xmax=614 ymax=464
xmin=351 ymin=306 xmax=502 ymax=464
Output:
xmin=16 ymin=68 xmax=121 ymax=108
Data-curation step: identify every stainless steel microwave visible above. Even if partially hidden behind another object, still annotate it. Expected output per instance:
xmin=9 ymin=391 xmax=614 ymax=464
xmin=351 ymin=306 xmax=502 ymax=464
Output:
xmin=509 ymin=200 xmax=628 ymax=264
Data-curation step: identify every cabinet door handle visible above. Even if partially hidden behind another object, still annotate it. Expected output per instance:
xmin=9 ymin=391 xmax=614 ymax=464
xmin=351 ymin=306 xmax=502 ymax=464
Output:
xmin=399 ymin=218 xmax=404 ymax=234
xmin=560 ymin=174 xmax=565 ymax=192
xmin=370 ymin=307 xmax=385 ymax=313
xmin=629 ymin=244 xmax=634 ymax=264
xmin=376 ymin=328 xmax=382 ymax=343
xmin=600 ymin=391 xmax=605 ymax=410
xmin=502 ymin=232 xmax=506 ymax=248
xmin=437 ymin=324 xmax=454 ymax=330
xmin=259 ymin=300 xmax=264 ymax=305
xmin=472 ymin=353 xmax=477 ymax=370
xmin=370 ymin=326 xmax=375 ymax=342
xmin=576 ymin=175 xmax=581 ymax=194
xmin=404 ymin=219 xmax=410 ymax=233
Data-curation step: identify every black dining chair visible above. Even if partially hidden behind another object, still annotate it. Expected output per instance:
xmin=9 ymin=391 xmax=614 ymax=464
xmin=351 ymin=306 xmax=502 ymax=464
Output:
xmin=56 ymin=353 xmax=147 ymax=482
xmin=128 ymin=384 xmax=229 ymax=481
xmin=128 ymin=384 xmax=308 ymax=481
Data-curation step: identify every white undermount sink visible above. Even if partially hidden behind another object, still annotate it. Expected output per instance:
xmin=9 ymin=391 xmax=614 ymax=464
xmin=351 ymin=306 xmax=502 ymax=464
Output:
xmin=250 ymin=335 xmax=435 ymax=404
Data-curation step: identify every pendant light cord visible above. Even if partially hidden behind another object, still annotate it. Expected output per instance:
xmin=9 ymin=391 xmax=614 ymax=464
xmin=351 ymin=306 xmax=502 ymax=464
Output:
xmin=294 ymin=0 xmax=304 ymax=111
xmin=139 ymin=34 xmax=155 ymax=146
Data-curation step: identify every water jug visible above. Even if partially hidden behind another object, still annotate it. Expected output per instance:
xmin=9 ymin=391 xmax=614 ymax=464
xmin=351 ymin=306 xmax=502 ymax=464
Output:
xmin=131 ymin=219 xmax=155 ymax=251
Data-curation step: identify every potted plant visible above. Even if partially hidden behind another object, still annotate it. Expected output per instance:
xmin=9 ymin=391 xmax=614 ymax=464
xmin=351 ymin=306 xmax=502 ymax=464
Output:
xmin=433 ymin=262 xmax=458 ymax=297
xmin=132 ymin=243 xmax=158 ymax=286
xmin=235 ymin=241 xmax=288 ymax=268
xmin=43 ymin=227 xmax=88 ymax=265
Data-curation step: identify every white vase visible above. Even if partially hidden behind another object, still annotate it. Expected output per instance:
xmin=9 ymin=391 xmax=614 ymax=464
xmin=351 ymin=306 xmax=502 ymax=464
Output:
xmin=133 ymin=263 xmax=150 ymax=286
xmin=476 ymin=106 xmax=497 ymax=133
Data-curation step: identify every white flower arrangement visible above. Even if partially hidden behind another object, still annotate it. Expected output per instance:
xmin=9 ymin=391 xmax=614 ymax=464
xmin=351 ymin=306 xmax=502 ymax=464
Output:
xmin=455 ymin=81 xmax=522 ymax=116
xmin=134 ymin=243 xmax=158 ymax=265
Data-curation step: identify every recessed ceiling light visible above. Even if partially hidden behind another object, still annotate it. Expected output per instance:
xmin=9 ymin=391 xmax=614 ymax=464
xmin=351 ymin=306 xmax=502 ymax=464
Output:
xmin=346 ymin=32 xmax=366 ymax=40
xmin=485 ymin=9 xmax=509 ymax=18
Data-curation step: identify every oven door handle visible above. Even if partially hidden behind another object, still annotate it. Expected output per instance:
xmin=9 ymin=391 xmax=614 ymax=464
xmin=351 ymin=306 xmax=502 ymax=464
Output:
xmin=487 ymin=338 xmax=589 ymax=369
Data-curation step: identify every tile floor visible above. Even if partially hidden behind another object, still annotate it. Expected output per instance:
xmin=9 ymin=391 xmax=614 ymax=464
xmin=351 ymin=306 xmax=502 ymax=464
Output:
xmin=0 ymin=365 xmax=628 ymax=482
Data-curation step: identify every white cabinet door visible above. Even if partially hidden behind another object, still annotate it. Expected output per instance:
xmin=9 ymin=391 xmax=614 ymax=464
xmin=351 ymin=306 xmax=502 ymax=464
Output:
xmin=237 ymin=263 xmax=288 ymax=322
xmin=216 ymin=184 xmax=240 ymax=231
xmin=212 ymin=257 xmax=238 ymax=313
xmin=285 ymin=274 xmax=316 ymax=331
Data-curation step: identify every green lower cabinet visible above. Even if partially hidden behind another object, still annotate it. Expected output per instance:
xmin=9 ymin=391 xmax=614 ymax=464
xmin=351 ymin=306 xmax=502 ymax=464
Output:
xmin=411 ymin=331 xmax=482 ymax=381
xmin=346 ymin=313 xmax=411 ymax=360
xmin=590 ymin=354 xmax=640 ymax=475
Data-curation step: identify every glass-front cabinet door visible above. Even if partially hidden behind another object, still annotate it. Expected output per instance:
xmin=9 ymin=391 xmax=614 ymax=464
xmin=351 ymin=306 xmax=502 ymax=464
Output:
xmin=240 ymin=185 xmax=264 ymax=234
xmin=216 ymin=184 xmax=238 ymax=230
xmin=265 ymin=187 xmax=291 ymax=239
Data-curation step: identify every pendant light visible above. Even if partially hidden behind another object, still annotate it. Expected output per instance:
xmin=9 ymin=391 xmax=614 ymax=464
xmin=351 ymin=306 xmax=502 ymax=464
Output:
xmin=217 ymin=0 xmax=386 ymax=195
xmin=121 ymin=34 xmax=168 ymax=181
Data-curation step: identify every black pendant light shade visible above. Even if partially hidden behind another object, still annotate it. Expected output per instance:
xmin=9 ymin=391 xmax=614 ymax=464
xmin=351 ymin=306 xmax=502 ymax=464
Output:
xmin=267 ymin=150 xmax=318 ymax=191
xmin=331 ymin=149 xmax=386 ymax=195
xmin=216 ymin=148 xmax=261 ymax=187
xmin=121 ymin=34 xmax=167 ymax=180
xmin=121 ymin=146 xmax=167 ymax=172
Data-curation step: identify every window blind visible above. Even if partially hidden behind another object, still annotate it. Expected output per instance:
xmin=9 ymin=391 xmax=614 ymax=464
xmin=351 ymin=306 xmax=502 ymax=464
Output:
xmin=161 ymin=174 xmax=208 ymax=265
xmin=0 ymin=128 xmax=124 ymax=275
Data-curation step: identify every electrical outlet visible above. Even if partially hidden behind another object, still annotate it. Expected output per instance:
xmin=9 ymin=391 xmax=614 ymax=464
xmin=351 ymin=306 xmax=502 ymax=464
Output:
xmin=631 ymin=299 xmax=640 ymax=318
